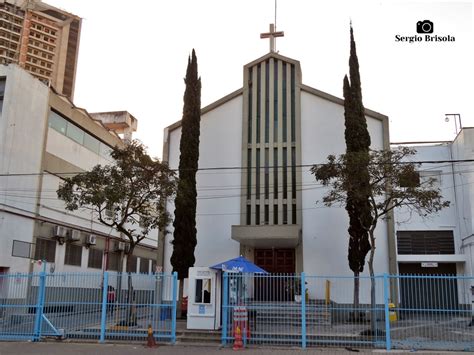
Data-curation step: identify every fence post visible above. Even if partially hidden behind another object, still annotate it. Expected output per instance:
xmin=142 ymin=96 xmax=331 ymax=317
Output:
xmin=383 ymin=273 xmax=391 ymax=351
xmin=99 ymin=271 xmax=109 ymax=343
xmin=222 ymin=272 xmax=228 ymax=346
xmin=33 ymin=261 xmax=47 ymax=341
xmin=301 ymin=272 xmax=307 ymax=349
xmin=171 ymin=272 xmax=178 ymax=344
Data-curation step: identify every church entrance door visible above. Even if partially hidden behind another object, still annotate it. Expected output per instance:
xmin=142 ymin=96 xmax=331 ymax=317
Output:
xmin=254 ymin=249 xmax=295 ymax=301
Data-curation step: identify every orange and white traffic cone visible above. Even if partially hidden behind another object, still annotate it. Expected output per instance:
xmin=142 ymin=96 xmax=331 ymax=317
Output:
xmin=233 ymin=326 xmax=243 ymax=350
xmin=145 ymin=324 xmax=158 ymax=348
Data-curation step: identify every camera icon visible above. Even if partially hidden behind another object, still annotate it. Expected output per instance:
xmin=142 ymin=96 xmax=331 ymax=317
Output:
xmin=417 ymin=20 xmax=434 ymax=34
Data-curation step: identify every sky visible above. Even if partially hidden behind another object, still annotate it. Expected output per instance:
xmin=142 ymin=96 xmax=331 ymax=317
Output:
xmin=46 ymin=0 xmax=473 ymax=159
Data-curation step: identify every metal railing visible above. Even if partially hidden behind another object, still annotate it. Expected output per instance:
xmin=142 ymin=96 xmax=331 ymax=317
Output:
xmin=222 ymin=272 xmax=474 ymax=351
xmin=0 ymin=266 xmax=177 ymax=343
xmin=390 ymin=274 xmax=473 ymax=351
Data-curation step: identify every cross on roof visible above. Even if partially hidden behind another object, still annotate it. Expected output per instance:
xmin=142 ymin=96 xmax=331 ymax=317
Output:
xmin=260 ymin=23 xmax=284 ymax=53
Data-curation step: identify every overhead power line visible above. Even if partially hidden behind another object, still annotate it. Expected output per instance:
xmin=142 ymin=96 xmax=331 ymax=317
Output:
xmin=0 ymin=158 xmax=473 ymax=178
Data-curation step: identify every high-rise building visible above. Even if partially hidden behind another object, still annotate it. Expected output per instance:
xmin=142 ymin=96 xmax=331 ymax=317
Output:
xmin=0 ymin=0 xmax=81 ymax=99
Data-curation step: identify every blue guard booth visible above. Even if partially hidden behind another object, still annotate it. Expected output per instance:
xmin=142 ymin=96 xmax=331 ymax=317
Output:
xmin=186 ymin=267 xmax=221 ymax=330
xmin=187 ymin=256 xmax=267 ymax=330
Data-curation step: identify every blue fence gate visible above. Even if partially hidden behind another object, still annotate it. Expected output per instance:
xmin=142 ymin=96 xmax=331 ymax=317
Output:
xmin=0 ymin=268 xmax=177 ymax=343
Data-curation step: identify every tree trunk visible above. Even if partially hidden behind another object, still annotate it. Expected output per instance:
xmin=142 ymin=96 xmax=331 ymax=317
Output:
xmin=352 ymin=271 xmax=361 ymax=321
xmin=126 ymin=245 xmax=137 ymax=326
xmin=177 ymin=279 xmax=184 ymax=319
xmin=368 ymin=230 xmax=376 ymax=335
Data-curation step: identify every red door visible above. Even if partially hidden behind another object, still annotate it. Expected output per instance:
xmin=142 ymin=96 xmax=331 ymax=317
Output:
xmin=254 ymin=249 xmax=295 ymax=301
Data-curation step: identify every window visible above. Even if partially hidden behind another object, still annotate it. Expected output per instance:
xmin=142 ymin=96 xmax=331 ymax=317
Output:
xmin=34 ymin=238 xmax=56 ymax=262
xmin=264 ymin=60 xmax=269 ymax=143
xmin=264 ymin=149 xmax=269 ymax=199
xmin=256 ymin=149 xmax=260 ymax=199
xmin=84 ymin=132 xmax=100 ymax=154
xmin=195 ymin=278 xmax=212 ymax=304
xmin=397 ymin=231 xmax=454 ymax=255
xmin=87 ymin=248 xmax=103 ymax=269
xmin=290 ymin=64 xmax=296 ymax=143
xmin=64 ymin=243 xmax=82 ymax=266
xmin=0 ymin=77 xmax=5 ymax=113
xmin=49 ymin=111 xmax=67 ymax=134
xmin=273 ymin=148 xmax=278 ymax=198
xmin=139 ymin=258 xmax=149 ymax=274
xmin=420 ymin=171 xmax=441 ymax=188
xmin=247 ymin=68 xmax=252 ymax=144
xmin=48 ymin=110 xmax=113 ymax=157
xmin=282 ymin=62 xmax=287 ymax=142
xmin=256 ymin=64 xmax=261 ymax=143
xmin=291 ymin=147 xmax=296 ymax=199
xmin=273 ymin=60 xmax=278 ymax=143
xmin=283 ymin=148 xmax=288 ymax=199
xmin=107 ymin=252 xmax=121 ymax=271
xmin=66 ymin=121 xmax=84 ymax=144
xmin=247 ymin=149 xmax=252 ymax=200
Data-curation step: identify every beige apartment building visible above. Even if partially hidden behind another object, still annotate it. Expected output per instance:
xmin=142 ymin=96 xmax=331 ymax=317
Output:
xmin=0 ymin=0 xmax=81 ymax=99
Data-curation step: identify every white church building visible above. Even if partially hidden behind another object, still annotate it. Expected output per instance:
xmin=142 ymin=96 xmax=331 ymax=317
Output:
xmin=162 ymin=34 xmax=473 ymax=305
xmin=162 ymin=49 xmax=394 ymax=290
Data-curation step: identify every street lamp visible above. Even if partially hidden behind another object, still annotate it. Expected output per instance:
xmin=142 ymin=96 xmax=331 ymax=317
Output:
xmin=444 ymin=114 xmax=462 ymax=135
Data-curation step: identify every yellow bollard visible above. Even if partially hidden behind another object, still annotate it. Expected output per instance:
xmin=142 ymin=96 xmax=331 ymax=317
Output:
xmin=325 ymin=280 xmax=331 ymax=305
xmin=389 ymin=303 xmax=397 ymax=322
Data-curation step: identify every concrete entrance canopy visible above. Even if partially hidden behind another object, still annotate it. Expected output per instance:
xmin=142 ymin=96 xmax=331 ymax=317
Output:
xmin=231 ymin=225 xmax=300 ymax=248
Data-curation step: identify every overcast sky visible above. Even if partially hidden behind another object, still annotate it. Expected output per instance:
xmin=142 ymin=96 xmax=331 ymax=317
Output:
xmin=46 ymin=0 xmax=473 ymax=158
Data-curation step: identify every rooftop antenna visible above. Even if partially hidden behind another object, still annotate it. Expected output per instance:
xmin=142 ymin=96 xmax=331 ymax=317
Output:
xmin=260 ymin=0 xmax=284 ymax=53
xmin=275 ymin=0 xmax=277 ymax=29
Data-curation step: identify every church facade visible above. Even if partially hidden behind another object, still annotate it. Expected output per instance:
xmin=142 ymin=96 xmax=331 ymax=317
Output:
xmin=161 ymin=50 xmax=395 ymax=301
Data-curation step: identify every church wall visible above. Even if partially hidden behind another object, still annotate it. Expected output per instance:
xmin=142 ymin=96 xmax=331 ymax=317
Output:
xmin=163 ymin=95 xmax=243 ymax=273
xmin=300 ymin=91 xmax=390 ymax=303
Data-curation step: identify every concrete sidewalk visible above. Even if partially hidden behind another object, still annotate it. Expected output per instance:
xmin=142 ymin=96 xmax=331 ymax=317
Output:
xmin=0 ymin=342 xmax=467 ymax=355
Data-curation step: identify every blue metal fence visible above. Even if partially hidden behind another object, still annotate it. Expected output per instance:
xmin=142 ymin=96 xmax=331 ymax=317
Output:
xmin=0 ymin=269 xmax=177 ymax=343
xmin=222 ymin=272 xmax=474 ymax=351
xmin=389 ymin=274 xmax=474 ymax=351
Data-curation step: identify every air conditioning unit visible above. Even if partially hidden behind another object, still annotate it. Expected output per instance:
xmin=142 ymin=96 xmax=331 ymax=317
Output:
xmin=85 ymin=234 xmax=97 ymax=245
xmin=53 ymin=225 xmax=69 ymax=238
xmin=67 ymin=230 xmax=81 ymax=242
xmin=115 ymin=241 xmax=126 ymax=251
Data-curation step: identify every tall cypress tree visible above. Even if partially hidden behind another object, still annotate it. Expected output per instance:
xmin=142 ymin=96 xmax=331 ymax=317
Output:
xmin=171 ymin=49 xmax=201 ymax=285
xmin=343 ymin=25 xmax=372 ymax=317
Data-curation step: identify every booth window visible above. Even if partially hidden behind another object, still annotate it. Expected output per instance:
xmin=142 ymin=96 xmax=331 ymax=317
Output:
xmin=195 ymin=278 xmax=212 ymax=304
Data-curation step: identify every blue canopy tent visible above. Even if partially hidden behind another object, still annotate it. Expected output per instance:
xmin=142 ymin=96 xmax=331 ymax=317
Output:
xmin=210 ymin=256 xmax=268 ymax=274
xmin=211 ymin=256 xmax=268 ymax=305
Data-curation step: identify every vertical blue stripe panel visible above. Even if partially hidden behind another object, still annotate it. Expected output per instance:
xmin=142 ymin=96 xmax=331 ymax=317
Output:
xmin=171 ymin=272 xmax=178 ymax=344
xmin=33 ymin=262 xmax=47 ymax=341
xmin=99 ymin=272 xmax=108 ymax=343
xmin=383 ymin=273 xmax=391 ymax=350
xmin=222 ymin=272 xmax=228 ymax=346
xmin=301 ymin=272 xmax=307 ymax=349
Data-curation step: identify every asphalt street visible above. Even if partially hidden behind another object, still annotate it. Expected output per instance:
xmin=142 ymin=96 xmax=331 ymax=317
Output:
xmin=0 ymin=342 xmax=467 ymax=355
